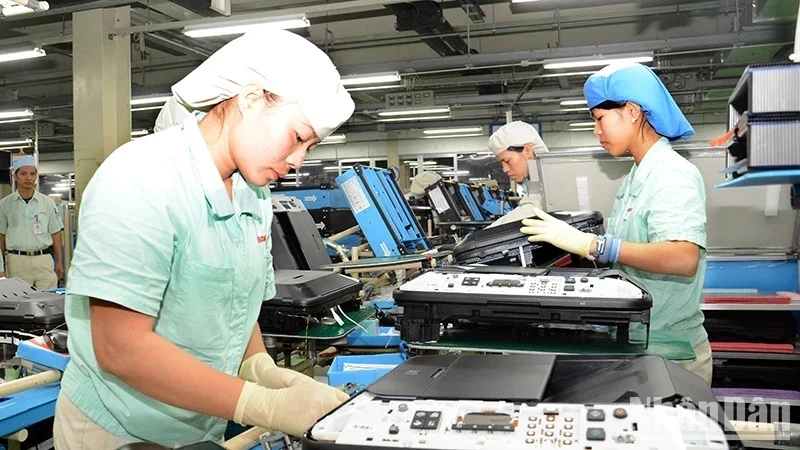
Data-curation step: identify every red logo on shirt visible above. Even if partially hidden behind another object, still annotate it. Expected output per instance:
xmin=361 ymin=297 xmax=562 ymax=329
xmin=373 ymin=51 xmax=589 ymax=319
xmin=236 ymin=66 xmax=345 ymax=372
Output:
xmin=257 ymin=235 xmax=267 ymax=243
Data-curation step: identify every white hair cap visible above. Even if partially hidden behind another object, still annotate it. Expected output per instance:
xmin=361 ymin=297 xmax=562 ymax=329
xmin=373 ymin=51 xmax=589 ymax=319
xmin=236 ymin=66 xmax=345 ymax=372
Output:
xmin=161 ymin=29 xmax=354 ymax=139
xmin=488 ymin=121 xmax=549 ymax=156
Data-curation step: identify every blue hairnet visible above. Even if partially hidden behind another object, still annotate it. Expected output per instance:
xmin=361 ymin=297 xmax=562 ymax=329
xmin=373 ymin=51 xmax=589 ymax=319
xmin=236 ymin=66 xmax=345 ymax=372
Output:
xmin=583 ymin=63 xmax=694 ymax=141
xmin=11 ymin=155 xmax=36 ymax=172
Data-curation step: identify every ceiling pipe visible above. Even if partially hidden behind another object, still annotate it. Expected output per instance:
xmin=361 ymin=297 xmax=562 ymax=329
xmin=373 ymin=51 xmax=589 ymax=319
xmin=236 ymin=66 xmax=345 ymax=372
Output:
xmin=338 ymin=28 xmax=794 ymax=75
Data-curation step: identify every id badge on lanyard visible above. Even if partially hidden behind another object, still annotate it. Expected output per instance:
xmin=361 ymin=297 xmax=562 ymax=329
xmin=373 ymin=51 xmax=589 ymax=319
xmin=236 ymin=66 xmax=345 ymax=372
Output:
xmin=33 ymin=214 xmax=43 ymax=234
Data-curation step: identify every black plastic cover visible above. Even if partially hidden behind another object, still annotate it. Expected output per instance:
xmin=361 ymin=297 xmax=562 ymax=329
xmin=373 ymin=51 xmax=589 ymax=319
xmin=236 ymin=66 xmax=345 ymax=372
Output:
xmin=0 ymin=278 xmax=65 ymax=331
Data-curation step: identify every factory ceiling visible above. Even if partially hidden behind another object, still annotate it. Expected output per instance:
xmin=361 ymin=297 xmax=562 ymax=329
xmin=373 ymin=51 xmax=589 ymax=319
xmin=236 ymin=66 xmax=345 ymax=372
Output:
xmin=0 ymin=0 xmax=796 ymax=155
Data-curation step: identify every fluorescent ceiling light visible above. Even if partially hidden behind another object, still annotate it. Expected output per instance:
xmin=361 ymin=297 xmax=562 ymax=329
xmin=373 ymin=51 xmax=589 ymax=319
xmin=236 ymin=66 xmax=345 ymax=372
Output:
xmin=131 ymin=130 xmax=149 ymax=137
xmin=423 ymin=126 xmax=482 ymax=135
xmin=558 ymin=107 xmax=590 ymax=113
xmin=543 ymin=52 xmax=654 ymax=70
xmin=569 ymin=121 xmax=596 ymax=127
xmin=0 ymin=47 xmax=46 ymax=64
xmin=377 ymin=115 xmax=451 ymax=123
xmin=130 ymin=95 xmax=171 ymax=106
xmin=0 ymin=139 xmax=32 ymax=146
xmin=442 ymin=170 xmax=470 ymax=175
xmin=511 ymin=0 xmax=542 ymax=2
xmin=0 ymin=118 xmax=33 ymax=124
xmin=423 ymin=133 xmax=484 ymax=139
xmin=183 ymin=14 xmax=310 ymax=38
xmin=405 ymin=161 xmax=436 ymax=166
xmin=319 ymin=134 xmax=346 ymax=145
xmin=347 ymin=84 xmax=405 ymax=92
xmin=378 ymin=106 xmax=450 ymax=117
xmin=341 ymin=72 xmax=401 ymax=86
xmin=0 ymin=109 xmax=34 ymax=120
xmin=560 ymin=99 xmax=587 ymax=106
xmin=131 ymin=105 xmax=164 ymax=112
xmin=568 ymin=128 xmax=595 ymax=132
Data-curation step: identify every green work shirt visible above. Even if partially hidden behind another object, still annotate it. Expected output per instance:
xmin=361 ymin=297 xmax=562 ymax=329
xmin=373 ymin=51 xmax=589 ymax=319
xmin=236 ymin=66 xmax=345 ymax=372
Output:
xmin=62 ymin=114 xmax=276 ymax=446
xmin=607 ymin=137 xmax=708 ymax=349
xmin=0 ymin=190 xmax=64 ymax=271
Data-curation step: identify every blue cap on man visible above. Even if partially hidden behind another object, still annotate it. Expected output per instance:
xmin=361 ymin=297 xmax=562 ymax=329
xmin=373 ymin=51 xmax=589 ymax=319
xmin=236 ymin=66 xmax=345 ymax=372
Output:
xmin=11 ymin=155 xmax=36 ymax=173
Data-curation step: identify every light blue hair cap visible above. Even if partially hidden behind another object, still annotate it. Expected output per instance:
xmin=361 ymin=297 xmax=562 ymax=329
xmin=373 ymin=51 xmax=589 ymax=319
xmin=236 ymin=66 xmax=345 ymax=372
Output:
xmin=11 ymin=155 xmax=36 ymax=172
xmin=583 ymin=62 xmax=694 ymax=141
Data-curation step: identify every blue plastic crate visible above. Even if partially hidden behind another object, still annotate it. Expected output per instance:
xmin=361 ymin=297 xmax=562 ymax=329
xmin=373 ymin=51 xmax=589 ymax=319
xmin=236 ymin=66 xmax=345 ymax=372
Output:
xmin=347 ymin=321 xmax=401 ymax=347
xmin=328 ymin=353 xmax=405 ymax=391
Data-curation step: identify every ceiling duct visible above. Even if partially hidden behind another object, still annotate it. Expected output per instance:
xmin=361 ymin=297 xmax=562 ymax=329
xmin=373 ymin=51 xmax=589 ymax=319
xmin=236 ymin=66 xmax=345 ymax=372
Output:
xmin=386 ymin=1 xmax=476 ymax=57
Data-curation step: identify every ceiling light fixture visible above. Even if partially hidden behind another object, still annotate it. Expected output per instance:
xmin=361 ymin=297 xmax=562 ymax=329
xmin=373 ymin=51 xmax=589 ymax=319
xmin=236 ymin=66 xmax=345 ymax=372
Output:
xmin=130 ymin=95 xmax=172 ymax=106
xmin=0 ymin=47 xmax=46 ymax=63
xmin=183 ymin=14 xmax=310 ymax=38
xmin=423 ymin=126 xmax=482 ymax=135
xmin=0 ymin=118 xmax=33 ymax=124
xmin=558 ymin=107 xmax=590 ymax=113
xmin=318 ymin=134 xmax=346 ymax=145
xmin=131 ymin=130 xmax=149 ymax=137
xmin=0 ymin=109 xmax=34 ymax=120
xmin=560 ymin=99 xmax=588 ymax=106
xmin=377 ymin=115 xmax=451 ymax=123
xmin=341 ymin=71 xmax=401 ymax=87
xmin=0 ymin=139 xmax=33 ymax=147
xmin=569 ymin=121 xmax=596 ymax=127
xmin=510 ymin=0 xmax=543 ymax=3
xmin=568 ymin=128 xmax=596 ymax=132
xmin=543 ymin=52 xmax=654 ymax=70
xmin=423 ymin=133 xmax=484 ymax=139
xmin=347 ymin=83 xmax=405 ymax=92
xmin=131 ymin=105 xmax=164 ymax=112
xmin=378 ymin=106 xmax=450 ymax=117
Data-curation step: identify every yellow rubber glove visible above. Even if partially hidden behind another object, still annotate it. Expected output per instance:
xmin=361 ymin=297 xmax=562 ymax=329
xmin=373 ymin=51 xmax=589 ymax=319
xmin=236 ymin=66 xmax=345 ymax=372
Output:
xmin=234 ymin=380 xmax=350 ymax=436
xmin=520 ymin=207 xmax=596 ymax=258
xmin=238 ymin=353 xmax=316 ymax=389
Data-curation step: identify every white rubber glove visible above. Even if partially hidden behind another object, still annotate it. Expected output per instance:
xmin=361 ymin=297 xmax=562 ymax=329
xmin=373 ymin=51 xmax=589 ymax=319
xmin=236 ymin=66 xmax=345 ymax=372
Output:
xmin=520 ymin=207 xmax=596 ymax=258
xmin=238 ymin=353 xmax=316 ymax=389
xmin=234 ymin=380 xmax=350 ymax=436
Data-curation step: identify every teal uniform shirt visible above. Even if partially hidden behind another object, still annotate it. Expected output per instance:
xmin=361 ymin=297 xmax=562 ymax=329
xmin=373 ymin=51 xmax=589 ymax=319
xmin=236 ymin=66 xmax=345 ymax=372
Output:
xmin=607 ymin=138 xmax=708 ymax=349
xmin=0 ymin=190 xmax=64 ymax=271
xmin=62 ymin=114 xmax=276 ymax=446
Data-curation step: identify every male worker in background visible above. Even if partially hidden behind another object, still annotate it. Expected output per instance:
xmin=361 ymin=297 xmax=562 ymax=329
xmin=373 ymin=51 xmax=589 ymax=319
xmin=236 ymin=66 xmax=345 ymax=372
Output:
xmin=487 ymin=121 xmax=550 ymax=227
xmin=0 ymin=155 xmax=64 ymax=289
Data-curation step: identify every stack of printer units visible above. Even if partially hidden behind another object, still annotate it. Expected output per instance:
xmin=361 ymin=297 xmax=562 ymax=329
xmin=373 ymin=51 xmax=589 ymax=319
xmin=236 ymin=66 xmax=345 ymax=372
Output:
xmin=725 ymin=63 xmax=800 ymax=178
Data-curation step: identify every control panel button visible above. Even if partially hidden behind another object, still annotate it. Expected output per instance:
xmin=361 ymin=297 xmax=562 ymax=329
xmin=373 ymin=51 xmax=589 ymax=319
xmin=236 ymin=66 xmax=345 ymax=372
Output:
xmin=565 ymin=278 xmax=576 ymax=284
xmin=587 ymin=408 xmax=606 ymax=421
xmin=389 ymin=424 xmax=399 ymax=435
xmin=564 ymin=424 xmax=573 ymax=430
xmin=613 ymin=408 xmax=628 ymax=419
xmin=580 ymin=277 xmax=589 ymax=283
xmin=398 ymin=403 xmax=408 ymax=412
xmin=564 ymin=431 xmax=573 ymax=438
xmin=587 ymin=427 xmax=606 ymax=441
xmin=563 ymin=285 xmax=575 ymax=292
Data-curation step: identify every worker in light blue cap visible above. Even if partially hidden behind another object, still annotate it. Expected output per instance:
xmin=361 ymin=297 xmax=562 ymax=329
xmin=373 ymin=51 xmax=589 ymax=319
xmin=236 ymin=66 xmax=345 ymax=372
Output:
xmin=54 ymin=29 xmax=353 ymax=449
xmin=0 ymin=154 xmax=64 ymax=289
xmin=520 ymin=62 xmax=711 ymax=385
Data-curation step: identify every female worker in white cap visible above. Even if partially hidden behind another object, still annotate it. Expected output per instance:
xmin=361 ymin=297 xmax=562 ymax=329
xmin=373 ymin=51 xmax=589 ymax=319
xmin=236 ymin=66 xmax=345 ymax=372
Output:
xmin=520 ymin=62 xmax=711 ymax=384
xmin=54 ymin=30 xmax=354 ymax=448
xmin=486 ymin=121 xmax=549 ymax=227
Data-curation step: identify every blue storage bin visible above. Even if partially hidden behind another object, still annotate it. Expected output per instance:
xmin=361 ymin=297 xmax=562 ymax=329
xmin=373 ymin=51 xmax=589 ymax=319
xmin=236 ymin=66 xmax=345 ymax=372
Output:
xmin=328 ymin=353 xmax=405 ymax=391
xmin=346 ymin=321 xmax=401 ymax=347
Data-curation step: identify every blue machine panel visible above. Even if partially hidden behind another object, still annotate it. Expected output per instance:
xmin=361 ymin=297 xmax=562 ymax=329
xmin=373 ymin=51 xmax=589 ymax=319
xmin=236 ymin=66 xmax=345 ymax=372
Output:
xmin=272 ymin=186 xmax=350 ymax=209
xmin=336 ymin=165 xmax=431 ymax=257
xmin=458 ymin=184 xmax=487 ymax=220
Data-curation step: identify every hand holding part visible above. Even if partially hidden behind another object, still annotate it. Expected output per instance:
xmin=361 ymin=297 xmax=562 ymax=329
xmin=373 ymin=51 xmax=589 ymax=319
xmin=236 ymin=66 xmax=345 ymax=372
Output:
xmin=520 ymin=208 xmax=596 ymax=258
xmin=239 ymin=352 xmax=316 ymax=389
xmin=234 ymin=381 xmax=350 ymax=436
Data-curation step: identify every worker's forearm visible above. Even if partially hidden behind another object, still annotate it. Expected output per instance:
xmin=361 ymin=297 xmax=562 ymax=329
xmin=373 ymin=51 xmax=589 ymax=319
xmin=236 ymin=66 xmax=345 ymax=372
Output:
xmin=243 ymin=323 xmax=268 ymax=362
xmin=51 ymin=232 xmax=63 ymax=264
xmin=101 ymin=329 xmax=245 ymax=421
xmin=617 ymin=240 xmax=699 ymax=277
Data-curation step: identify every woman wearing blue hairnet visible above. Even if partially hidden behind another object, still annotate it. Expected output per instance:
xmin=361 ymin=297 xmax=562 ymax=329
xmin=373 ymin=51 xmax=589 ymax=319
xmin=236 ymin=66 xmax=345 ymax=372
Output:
xmin=53 ymin=30 xmax=353 ymax=449
xmin=520 ymin=62 xmax=711 ymax=385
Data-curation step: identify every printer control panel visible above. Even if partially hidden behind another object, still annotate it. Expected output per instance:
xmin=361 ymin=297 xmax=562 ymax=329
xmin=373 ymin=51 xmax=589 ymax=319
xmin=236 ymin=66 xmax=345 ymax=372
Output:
xmin=398 ymin=271 xmax=645 ymax=300
xmin=309 ymin=393 xmax=729 ymax=449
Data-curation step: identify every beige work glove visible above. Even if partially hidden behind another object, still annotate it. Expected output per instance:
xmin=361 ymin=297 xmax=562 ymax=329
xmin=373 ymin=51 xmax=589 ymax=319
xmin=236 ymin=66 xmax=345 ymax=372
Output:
xmin=239 ymin=353 xmax=316 ymax=389
xmin=234 ymin=380 xmax=350 ymax=436
xmin=520 ymin=207 xmax=596 ymax=258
